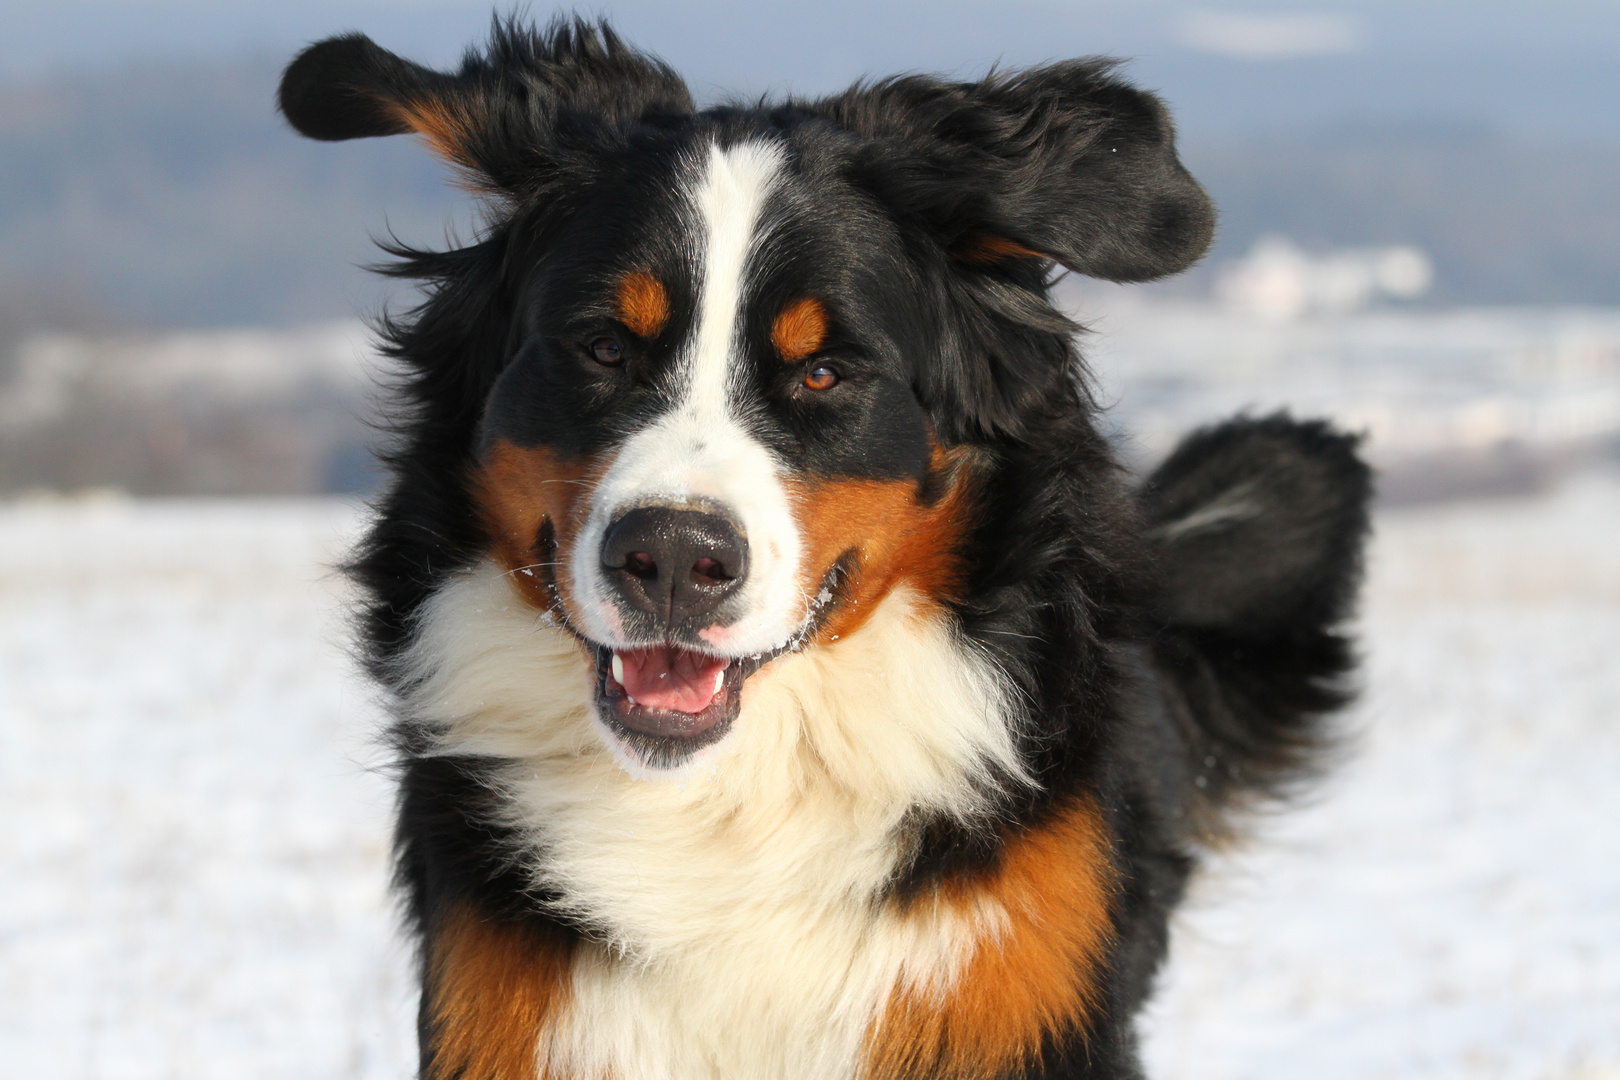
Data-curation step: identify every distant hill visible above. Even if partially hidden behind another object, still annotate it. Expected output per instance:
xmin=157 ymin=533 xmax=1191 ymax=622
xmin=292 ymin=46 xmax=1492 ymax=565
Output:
xmin=1 ymin=53 xmax=1618 ymax=349
xmin=0 ymin=57 xmax=465 ymax=344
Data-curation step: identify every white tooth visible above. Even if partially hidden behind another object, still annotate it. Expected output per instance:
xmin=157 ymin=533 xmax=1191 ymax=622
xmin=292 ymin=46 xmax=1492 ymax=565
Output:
xmin=611 ymin=653 xmax=625 ymax=686
xmin=627 ymin=694 xmax=638 ymax=706
xmin=713 ymin=668 xmax=725 ymax=697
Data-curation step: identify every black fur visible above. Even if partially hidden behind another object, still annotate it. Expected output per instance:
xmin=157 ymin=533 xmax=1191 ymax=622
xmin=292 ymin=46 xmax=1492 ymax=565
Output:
xmin=281 ymin=17 xmax=1370 ymax=1080
xmin=818 ymin=63 xmax=1214 ymax=281
xmin=1142 ymin=415 xmax=1371 ymax=825
xmin=281 ymin=18 xmax=692 ymax=190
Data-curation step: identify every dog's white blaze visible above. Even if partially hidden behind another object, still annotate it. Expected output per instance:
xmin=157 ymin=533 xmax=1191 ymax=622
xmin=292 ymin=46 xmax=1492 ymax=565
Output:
xmin=685 ymin=139 xmax=779 ymax=434
xmin=402 ymin=561 xmax=1031 ymax=1080
xmin=570 ymin=139 xmax=805 ymax=661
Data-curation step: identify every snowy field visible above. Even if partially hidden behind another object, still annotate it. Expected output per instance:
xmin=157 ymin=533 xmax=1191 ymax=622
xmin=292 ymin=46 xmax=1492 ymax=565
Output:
xmin=2 ymin=478 xmax=1618 ymax=1079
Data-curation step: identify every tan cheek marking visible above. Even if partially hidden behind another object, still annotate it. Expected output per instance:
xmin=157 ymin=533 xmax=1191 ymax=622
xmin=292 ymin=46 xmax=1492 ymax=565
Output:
xmin=423 ymin=902 xmax=575 ymax=1080
xmin=771 ymin=296 xmax=829 ymax=362
xmin=475 ymin=439 xmax=605 ymax=614
xmin=614 ymin=270 xmax=671 ymax=339
xmin=865 ymin=797 xmax=1118 ymax=1079
xmin=791 ymin=446 xmax=976 ymax=642
xmin=954 ymin=234 xmax=1050 ymax=266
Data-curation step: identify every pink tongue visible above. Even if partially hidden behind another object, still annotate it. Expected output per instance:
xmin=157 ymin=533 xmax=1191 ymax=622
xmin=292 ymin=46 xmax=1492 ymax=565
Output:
xmin=617 ymin=647 xmax=729 ymax=713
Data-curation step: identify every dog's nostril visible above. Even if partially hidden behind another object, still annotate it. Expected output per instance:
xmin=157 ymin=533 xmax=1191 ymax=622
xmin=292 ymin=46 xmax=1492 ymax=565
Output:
xmin=624 ymin=551 xmax=658 ymax=579
xmin=691 ymin=556 xmax=731 ymax=584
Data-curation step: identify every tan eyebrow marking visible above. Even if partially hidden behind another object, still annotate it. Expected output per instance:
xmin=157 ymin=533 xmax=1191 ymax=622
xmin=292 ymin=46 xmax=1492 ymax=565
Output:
xmin=614 ymin=270 xmax=671 ymax=339
xmin=771 ymin=297 xmax=829 ymax=362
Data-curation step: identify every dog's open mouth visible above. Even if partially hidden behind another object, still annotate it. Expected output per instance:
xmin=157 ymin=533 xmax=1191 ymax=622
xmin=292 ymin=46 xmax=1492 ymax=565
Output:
xmin=586 ymin=556 xmax=852 ymax=769
xmin=593 ymin=644 xmax=773 ymax=768
xmin=599 ymin=644 xmax=740 ymax=736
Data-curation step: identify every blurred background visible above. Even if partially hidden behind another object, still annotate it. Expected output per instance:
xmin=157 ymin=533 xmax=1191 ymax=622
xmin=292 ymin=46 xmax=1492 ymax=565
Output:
xmin=1 ymin=2 xmax=1616 ymax=1078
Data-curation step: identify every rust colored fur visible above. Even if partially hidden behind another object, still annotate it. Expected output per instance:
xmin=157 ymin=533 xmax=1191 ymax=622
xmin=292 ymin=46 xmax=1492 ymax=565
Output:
xmin=953 ymin=234 xmax=1050 ymax=266
xmin=866 ymin=798 xmax=1118 ymax=1079
xmin=383 ymin=97 xmax=499 ymax=193
xmin=615 ymin=271 xmax=672 ymax=339
xmin=475 ymin=440 xmax=601 ymax=612
xmin=771 ymin=297 xmax=829 ymax=362
xmin=423 ymin=903 xmax=576 ymax=1080
xmin=792 ymin=448 xmax=977 ymax=642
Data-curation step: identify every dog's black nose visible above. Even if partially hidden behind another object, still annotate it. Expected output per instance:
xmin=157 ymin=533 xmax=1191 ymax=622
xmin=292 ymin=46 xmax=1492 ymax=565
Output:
xmin=600 ymin=506 xmax=748 ymax=628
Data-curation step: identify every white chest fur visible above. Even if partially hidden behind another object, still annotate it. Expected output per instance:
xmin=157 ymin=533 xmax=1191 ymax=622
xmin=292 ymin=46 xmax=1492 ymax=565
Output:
xmin=400 ymin=561 xmax=1028 ymax=1080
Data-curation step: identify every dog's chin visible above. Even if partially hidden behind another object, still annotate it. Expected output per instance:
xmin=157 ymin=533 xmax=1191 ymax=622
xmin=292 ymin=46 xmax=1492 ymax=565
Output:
xmin=592 ymin=644 xmax=780 ymax=772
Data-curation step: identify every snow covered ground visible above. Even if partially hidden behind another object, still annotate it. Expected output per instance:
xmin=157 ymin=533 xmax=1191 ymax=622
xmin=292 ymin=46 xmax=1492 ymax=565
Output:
xmin=1142 ymin=471 xmax=1620 ymax=1080
xmin=2 ymin=478 xmax=1617 ymax=1079
xmin=0 ymin=498 xmax=409 ymax=1079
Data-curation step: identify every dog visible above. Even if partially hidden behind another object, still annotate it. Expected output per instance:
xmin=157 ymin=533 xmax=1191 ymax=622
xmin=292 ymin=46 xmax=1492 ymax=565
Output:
xmin=279 ymin=18 xmax=1371 ymax=1080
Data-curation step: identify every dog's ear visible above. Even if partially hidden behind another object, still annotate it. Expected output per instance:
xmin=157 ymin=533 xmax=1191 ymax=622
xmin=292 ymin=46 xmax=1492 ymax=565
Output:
xmin=818 ymin=61 xmax=1214 ymax=282
xmin=278 ymin=18 xmax=692 ymax=192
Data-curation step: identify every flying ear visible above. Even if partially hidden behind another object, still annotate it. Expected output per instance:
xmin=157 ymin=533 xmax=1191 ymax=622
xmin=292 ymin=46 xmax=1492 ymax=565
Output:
xmin=277 ymin=18 xmax=693 ymax=192
xmin=818 ymin=60 xmax=1215 ymax=282
xmin=278 ymin=33 xmax=441 ymax=143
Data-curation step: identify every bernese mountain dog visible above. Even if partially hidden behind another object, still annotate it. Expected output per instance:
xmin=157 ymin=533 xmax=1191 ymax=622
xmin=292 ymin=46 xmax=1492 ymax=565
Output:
xmin=279 ymin=18 xmax=1371 ymax=1080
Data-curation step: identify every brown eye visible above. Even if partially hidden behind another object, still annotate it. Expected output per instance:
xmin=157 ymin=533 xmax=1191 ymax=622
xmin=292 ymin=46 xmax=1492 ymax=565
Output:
xmin=803 ymin=365 xmax=839 ymax=391
xmin=589 ymin=337 xmax=624 ymax=366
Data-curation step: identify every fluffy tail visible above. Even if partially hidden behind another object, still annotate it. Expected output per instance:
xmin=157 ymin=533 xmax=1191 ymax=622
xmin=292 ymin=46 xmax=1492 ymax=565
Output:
xmin=1139 ymin=414 xmax=1373 ymax=835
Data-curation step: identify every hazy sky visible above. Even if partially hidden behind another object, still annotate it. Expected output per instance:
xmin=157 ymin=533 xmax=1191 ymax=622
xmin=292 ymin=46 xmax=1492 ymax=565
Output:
xmin=4 ymin=1 xmax=1619 ymax=137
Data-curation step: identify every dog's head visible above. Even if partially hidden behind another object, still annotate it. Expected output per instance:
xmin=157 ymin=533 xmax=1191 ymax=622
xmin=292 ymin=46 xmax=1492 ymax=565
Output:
xmin=281 ymin=20 xmax=1212 ymax=772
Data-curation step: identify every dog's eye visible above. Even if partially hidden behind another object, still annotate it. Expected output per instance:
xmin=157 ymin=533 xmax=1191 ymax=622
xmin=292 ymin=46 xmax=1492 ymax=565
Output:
xmin=589 ymin=337 xmax=624 ymax=367
xmin=803 ymin=365 xmax=840 ymax=391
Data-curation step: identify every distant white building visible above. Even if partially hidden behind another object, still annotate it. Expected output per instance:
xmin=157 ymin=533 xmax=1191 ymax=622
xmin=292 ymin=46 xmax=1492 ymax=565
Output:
xmin=1054 ymin=274 xmax=1620 ymax=501
xmin=1214 ymin=236 xmax=1434 ymax=321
